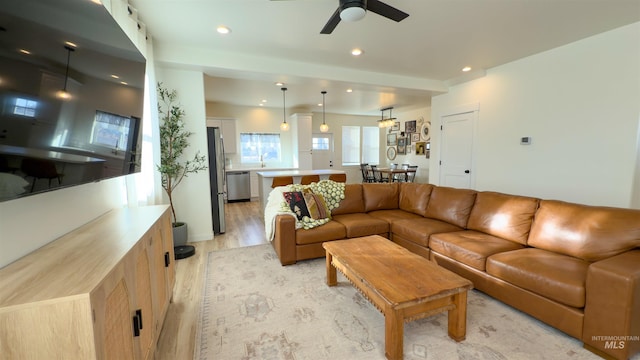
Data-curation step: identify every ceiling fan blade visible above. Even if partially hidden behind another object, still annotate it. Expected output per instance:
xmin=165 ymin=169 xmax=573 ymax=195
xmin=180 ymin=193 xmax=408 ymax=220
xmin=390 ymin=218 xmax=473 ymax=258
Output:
xmin=320 ymin=7 xmax=342 ymax=34
xmin=366 ymin=0 xmax=409 ymax=22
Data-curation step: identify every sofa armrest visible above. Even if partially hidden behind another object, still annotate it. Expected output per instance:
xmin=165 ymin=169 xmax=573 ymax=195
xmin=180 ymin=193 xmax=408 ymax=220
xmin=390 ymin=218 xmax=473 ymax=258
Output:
xmin=272 ymin=215 xmax=297 ymax=266
xmin=583 ymin=250 xmax=640 ymax=360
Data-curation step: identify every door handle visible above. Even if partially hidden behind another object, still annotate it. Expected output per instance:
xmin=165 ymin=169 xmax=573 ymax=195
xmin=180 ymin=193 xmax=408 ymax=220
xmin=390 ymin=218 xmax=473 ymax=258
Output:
xmin=464 ymin=170 xmax=470 ymax=174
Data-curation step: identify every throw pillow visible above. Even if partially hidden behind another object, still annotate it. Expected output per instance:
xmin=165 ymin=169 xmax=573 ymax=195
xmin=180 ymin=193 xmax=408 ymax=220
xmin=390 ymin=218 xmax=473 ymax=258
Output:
xmin=303 ymin=192 xmax=331 ymax=220
xmin=283 ymin=191 xmax=310 ymax=220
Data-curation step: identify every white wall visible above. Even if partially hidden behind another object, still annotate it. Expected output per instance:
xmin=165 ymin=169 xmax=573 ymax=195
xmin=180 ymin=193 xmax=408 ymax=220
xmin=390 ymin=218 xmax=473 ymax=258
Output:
xmin=380 ymin=106 xmax=431 ymax=183
xmin=156 ymin=68 xmax=213 ymax=242
xmin=431 ymin=23 xmax=640 ymax=208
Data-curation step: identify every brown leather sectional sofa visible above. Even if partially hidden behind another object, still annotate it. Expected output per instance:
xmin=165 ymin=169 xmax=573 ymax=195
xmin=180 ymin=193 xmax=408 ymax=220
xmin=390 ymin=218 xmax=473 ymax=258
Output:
xmin=271 ymin=182 xmax=640 ymax=360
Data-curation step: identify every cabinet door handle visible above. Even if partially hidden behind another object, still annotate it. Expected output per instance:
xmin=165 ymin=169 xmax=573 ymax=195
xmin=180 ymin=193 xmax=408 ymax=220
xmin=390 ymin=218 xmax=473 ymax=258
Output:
xmin=136 ymin=309 xmax=143 ymax=330
xmin=132 ymin=315 xmax=140 ymax=337
xmin=165 ymin=252 xmax=170 ymax=267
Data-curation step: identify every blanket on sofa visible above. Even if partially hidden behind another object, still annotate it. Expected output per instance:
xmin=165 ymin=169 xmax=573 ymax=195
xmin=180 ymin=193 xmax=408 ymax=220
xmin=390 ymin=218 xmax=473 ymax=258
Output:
xmin=264 ymin=180 xmax=345 ymax=241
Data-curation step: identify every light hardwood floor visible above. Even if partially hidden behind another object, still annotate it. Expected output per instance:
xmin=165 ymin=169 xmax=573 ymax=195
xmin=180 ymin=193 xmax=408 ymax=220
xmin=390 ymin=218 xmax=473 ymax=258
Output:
xmin=155 ymin=200 xmax=268 ymax=360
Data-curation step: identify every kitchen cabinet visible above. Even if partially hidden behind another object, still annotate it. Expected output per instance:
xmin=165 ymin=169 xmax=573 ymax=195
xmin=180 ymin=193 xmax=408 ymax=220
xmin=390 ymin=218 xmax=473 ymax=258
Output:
xmin=206 ymin=118 xmax=237 ymax=154
xmin=0 ymin=206 xmax=174 ymax=359
xmin=250 ymin=171 xmax=259 ymax=198
xmin=289 ymin=113 xmax=312 ymax=170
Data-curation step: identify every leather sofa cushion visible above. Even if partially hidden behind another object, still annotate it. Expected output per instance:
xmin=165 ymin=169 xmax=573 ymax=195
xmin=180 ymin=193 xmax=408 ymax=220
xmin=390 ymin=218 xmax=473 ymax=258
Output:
xmin=430 ymin=230 xmax=525 ymax=271
xmin=296 ymin=220 xmax=346 ymax=245
xmin=368 ymin=209 xmax=422 ymax=224
xmin=528 ymin=200 xmax=640 ymax=262
xmin=466 ymin=192 xmax=539 ymax=245
xmin=424 ymin=186 xmax=477 ymax=228
xmin=363 ymin=183 xmax=399 ymax=212
xmin=486 ymin=248 xmax=589 ymax=308
xmin=332 ymin=213 xmax=389 ymax=238
xmin=399 ymin=183 xmax=433 ymax=216
xmin=391 ymin=217 xmax=462 ymax=247
xmin=332 ymin=184 xmax=365 ymax=215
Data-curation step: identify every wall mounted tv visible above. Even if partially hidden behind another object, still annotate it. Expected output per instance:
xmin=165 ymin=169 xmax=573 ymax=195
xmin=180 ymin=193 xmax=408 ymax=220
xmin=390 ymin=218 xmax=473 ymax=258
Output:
xmin=0 ymin=0 xmax=146 ymax=202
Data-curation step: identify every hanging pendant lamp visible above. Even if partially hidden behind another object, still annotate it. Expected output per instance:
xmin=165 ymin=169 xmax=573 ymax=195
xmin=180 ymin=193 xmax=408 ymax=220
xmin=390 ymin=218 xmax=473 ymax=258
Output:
xmin=280 ymin=87 xmax=289 ymax=131
xmin=320 ymin=90 xmax=329 ymax=133
xmin=57 ymin=44 xmax=75 ymax=100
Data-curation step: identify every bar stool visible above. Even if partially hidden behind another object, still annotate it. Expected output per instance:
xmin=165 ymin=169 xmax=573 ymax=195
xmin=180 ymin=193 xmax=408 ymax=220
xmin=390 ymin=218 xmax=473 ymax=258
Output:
xmin=328 ymin=173 xmax=346 ymax=182
xmin=271 ymin=176 xmax=293 ymax=188
xmin=300 ymin=175 xmax=320 ymax=185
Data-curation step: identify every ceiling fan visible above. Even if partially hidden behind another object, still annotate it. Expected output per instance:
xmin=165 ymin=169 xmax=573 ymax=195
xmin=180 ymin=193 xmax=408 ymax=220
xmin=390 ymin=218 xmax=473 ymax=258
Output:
xmin=320 ymin=0 xmax=409 ymax=34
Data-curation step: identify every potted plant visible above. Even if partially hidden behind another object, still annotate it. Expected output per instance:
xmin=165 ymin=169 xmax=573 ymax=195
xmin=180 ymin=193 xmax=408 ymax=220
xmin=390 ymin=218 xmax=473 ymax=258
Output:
xmin=156 ymin=83 xmax=207 ymax=256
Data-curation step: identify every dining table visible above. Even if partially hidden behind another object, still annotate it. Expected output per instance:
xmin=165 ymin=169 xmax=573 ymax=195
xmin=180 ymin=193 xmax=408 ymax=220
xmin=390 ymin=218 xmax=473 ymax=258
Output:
xmin=374 ymin=167 xmax=416 ymax=182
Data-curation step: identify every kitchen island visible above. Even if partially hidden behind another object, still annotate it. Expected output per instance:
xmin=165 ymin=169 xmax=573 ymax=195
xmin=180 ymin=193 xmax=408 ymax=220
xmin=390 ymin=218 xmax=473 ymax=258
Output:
xmin=256 ymin=169 xmax=346 ymax=216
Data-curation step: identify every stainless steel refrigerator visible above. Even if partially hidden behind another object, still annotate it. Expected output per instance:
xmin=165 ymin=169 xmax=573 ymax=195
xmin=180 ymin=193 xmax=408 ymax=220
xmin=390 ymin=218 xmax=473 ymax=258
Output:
xmin=207 ymin=127 xmax=226 ymax=234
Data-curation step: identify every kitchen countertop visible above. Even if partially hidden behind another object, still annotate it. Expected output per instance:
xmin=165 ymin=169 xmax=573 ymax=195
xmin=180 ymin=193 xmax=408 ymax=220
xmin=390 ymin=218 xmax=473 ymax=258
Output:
xmin=225 ymin=167 xmax=294 ymax=173
xmin=255 ymin=169 xmax=345 ymax=178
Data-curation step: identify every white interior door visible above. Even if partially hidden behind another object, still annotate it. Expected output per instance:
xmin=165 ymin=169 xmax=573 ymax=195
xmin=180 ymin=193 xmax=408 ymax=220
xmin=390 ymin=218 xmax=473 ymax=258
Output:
xmin=439 ymin=111 xmax=476 ymax=189
xmin=312 ymin=133 xmax=334 ymax=169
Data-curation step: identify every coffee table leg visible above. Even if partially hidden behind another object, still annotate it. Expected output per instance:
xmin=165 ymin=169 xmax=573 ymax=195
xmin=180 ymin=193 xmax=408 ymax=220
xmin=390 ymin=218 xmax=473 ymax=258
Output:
xmin=385 ymin=309 xmax=403 ymax=360
xmin=448 ymin=291 xmax=467 ymax=342
xmin=326 ymin=252 xmax=337 ymax=286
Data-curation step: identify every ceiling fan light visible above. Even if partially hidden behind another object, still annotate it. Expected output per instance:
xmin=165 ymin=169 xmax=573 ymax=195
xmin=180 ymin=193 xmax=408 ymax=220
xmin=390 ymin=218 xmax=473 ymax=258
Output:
xmin=340 ymin=6 xmax=366 ymax=22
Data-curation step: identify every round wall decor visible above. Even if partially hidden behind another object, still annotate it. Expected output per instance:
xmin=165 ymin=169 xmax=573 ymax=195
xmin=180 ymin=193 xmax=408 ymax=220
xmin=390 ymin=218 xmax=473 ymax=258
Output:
xmin=421 ymin=121 xmax=431 ymax=141
xmin=386 ymin=146 xmax=397 ymax=160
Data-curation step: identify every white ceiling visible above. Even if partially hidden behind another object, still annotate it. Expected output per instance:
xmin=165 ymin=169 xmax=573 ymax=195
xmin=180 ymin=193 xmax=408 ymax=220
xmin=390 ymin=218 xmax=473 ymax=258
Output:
xmin=130 ymin=0 xmax=640 ymax=116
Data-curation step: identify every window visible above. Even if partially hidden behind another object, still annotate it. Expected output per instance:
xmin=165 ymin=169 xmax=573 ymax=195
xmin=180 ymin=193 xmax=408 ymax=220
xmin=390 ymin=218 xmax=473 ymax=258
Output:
xmin=12 ymin=97 xmax=38 ymax=117
xmin=342 ymin=126 xmax=379 ymax=165
xmin=312 ymin=136 xmax=330 ymax=150
xmin=90 ymin=110 xmax=132 ymax=149
xmin=240 ymin=133 xmax=281 ymax=163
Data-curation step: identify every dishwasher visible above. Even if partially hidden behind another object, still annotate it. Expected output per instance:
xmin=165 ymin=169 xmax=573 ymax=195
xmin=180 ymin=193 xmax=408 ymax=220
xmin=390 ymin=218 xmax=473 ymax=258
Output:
xmin=226 ymin=171 xmax=251 ymax=202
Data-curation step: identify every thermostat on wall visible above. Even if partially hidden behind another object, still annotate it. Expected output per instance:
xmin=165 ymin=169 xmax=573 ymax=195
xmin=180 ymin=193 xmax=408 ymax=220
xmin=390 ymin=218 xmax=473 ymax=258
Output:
xmin=520 ymin=136 xmax=532 ymax=145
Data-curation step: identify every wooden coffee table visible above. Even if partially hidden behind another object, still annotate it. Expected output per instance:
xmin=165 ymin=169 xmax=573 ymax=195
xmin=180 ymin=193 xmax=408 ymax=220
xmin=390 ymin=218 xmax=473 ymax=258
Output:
xmin=323 ymin=235 xmax=473 ymax=360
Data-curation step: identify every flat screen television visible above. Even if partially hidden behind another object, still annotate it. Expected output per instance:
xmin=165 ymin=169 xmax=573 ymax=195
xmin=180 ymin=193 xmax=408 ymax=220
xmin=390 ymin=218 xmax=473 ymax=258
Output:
xmin=0 ymin=0 xmax=146 ymax=202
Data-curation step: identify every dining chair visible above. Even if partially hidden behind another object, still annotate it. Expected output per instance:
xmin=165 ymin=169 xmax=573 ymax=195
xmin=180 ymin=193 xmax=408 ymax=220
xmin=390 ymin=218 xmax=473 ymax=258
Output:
xmin=370 ymin=165 xmax=387 ymax=183
xmin=300 ymin=175 xmax=320 ymax=185
xmin=20 ymin=158 xmax=64 ymax=192
xmin=271 ymin=176 xmax=294 ymax=188
xmin=406 ymin=165 xmax=418 ymax=182
xmin=360 ymin=163 xmax=374 ymax=183
xmin=328 ymin=173 xmax=346 ymax=182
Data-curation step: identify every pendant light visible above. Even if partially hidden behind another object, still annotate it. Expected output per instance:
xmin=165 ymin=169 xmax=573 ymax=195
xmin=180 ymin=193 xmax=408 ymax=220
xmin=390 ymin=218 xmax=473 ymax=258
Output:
xmin=57 ymin=44 xmax=75 ymax=100
xmin=320 ymin=90 xmax=329 ymax=133
xmin=377 ymin=106 xmax=396 ymax=128
xmin=280 ymin=87 xmax=289 ymax=131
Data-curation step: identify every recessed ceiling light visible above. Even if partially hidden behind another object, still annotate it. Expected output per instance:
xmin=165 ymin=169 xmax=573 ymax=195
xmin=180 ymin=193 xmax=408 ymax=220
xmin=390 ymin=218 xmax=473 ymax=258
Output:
xmin=351 ymin=48 xmax=363 ymax=56
xmin=259 ymin=103 xmax=264 ymax=106
xmin=462 ymin=66 xmax=472 ymax=72
xmin=90 ymin=0 xmax=103 ymax=5
xmin=120 ymin=81 xmax=128 ymax=85
xmin=19 ymin=49 xmax=31 ymax=55
xmin=261 ymin=99 xmax=267 ymax=103
xmin=275 ymin=82 xmax=284 ymax=86
xmin=346 ymin=88 xmax=353 ymax=93
xmin=65 ymin=41 xmax=77 ymax=48
xmin=217 ymin=26 xmax=231 ymax=34
xmin=111 ymin=74 xmax=120 ymax=79
xmin=318 ymin=103 xmax=323 ymax=107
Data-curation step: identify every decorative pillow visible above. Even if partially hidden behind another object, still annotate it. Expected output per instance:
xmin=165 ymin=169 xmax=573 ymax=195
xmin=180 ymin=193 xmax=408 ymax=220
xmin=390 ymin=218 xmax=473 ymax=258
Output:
xmin=282 ymin=191 xmax=310 ymax=220
xmin=303 ymin=192 xmax=331 ymax=220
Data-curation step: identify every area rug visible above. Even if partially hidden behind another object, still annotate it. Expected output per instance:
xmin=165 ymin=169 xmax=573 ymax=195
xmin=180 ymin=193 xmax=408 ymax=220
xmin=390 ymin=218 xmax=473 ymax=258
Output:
xmin=194 ymin=244 xmax=601 ymax=360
